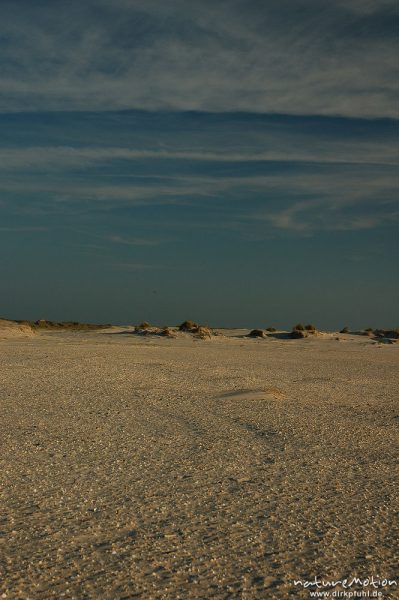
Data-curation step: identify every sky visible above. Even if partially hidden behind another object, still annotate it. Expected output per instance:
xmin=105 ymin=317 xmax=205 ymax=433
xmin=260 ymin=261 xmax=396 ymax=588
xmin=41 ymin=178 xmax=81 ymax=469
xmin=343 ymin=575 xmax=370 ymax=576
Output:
xmin=0 ymin=0 xmax=398 ymax=328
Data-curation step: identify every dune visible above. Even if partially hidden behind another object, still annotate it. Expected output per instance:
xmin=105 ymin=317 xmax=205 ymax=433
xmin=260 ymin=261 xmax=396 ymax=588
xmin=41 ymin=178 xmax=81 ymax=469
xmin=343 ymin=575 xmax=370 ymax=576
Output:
xmin=0 ymin=319 xmax=35 ymax=339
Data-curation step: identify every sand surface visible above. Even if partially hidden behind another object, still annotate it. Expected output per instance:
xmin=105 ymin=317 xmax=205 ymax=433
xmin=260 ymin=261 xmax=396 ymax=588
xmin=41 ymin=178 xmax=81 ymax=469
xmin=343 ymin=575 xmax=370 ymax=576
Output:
xmin=0 ymin=329 xmax=398 ymax=599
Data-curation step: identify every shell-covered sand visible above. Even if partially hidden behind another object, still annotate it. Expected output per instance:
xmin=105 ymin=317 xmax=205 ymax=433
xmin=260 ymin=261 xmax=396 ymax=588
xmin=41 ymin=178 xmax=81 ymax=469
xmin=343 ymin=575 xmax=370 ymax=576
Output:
xmin=0 ymin=328 xmax=398 ymax=599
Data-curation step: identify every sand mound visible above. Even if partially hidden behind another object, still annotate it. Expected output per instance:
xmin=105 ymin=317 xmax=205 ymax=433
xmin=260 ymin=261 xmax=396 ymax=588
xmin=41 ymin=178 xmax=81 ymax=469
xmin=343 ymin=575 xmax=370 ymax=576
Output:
xmin=159 ymin=326 xmax=177 ymax=338
xmin=133 ymin=325 xmax=178 ymax=338
xmin=248 ymin=329 xmax=267 ymax=338
xmin=290 ymin=329 xmax=308 ymax=339
xmin=179 ymin=320 xmax=199 ymax=332
xmin=194 ymin=326 xmax=213 ymax=340
xmin=0 ymin=319 xmax=35 ymax=339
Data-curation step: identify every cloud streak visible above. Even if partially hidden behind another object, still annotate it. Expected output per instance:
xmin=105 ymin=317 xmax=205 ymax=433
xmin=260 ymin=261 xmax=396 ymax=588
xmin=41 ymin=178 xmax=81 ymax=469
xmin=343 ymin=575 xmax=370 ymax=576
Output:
xmin=0 ymin=226 xmax=47 ymax=232
xmin=105 ymin=234 xmax=164 ymax=247
xmin=0 ymin=141 xmax=398 ymax=170
xmin=111 ymin=262 xmax=163 ymax=271
xmin=255 ymin=198 xmax=399 ymax=233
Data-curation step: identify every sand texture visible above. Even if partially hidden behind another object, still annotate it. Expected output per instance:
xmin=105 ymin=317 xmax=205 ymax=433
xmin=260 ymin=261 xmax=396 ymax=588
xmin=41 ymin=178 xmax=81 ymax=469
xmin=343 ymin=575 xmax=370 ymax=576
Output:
xmin=0 ymin=328 xmax=398 ymax=598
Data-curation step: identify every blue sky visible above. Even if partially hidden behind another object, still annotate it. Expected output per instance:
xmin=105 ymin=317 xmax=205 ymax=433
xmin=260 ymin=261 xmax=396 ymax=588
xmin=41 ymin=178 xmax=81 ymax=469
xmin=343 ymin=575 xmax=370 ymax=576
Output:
xmin=0 ymin=0 xmax=398 ymax=328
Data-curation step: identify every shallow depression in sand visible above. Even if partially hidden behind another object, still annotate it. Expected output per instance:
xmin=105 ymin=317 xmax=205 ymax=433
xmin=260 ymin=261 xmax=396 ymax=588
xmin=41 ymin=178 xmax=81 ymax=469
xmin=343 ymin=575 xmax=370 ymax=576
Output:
xmin=218 ymin=387 xmax=286 ymax=401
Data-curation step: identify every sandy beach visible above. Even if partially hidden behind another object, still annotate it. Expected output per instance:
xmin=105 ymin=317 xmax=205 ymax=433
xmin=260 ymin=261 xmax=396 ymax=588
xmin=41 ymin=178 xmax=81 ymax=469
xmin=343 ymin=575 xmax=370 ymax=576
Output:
xmin=0 ymin=326 xmax=398 ymax=598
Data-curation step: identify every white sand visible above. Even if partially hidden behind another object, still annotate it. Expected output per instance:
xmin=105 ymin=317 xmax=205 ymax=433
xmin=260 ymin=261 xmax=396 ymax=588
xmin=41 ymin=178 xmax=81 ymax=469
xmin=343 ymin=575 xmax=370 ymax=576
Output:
xmin=0 ymin=328 xmax=398 ymax=598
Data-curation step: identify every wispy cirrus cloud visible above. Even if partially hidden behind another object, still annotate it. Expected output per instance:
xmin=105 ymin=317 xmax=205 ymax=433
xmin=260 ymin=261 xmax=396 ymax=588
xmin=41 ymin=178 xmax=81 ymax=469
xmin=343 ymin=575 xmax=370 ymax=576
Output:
xmin=106 ymin=234 xmax=164 ymax=247
xmin=3 ymin=167 xmax=398 ymax=238
xmin=112 ymin=262 xmax=162 ymax=271
xmin=3 ymin=166 xmax=397 ymax=204
xmin=0 ymin=226 xmax=47 ymax=232
xmin=0 ymin=179 xmax=206 ymax=208
xmin=244 ymin=183 xmax=399 ymax=233
xmin=261 ymin=200 xmax=399 ymax=233
xmin=1 ymin=113 xmax=398 ymax=239
xmin=0 ymin=140 xmax=398 ymax=171
xmin=0 ymin=0 xmax=398 ymax=118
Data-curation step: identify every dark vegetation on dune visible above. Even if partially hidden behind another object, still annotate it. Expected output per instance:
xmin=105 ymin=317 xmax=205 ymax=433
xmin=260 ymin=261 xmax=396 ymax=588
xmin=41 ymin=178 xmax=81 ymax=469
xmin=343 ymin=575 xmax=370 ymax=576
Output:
xmin=15 ymin=319 xmax=112 ymax=331
xmin=178 ymin=320 xmax=199 ymax=332
xmin=373 ymin=329 xmax=399 ymax=339
xmin=133 ymin=323 xmax=176 ymax=337
xmin=178 ymin=320 xmax=213 ymax=338
xmin=342 ymin=327 xmax=399 ymax=339
xmin=289 ymin=323 xmax=318 ymax=338
xmin=290 ymin=329 xmax=308 ymax=339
